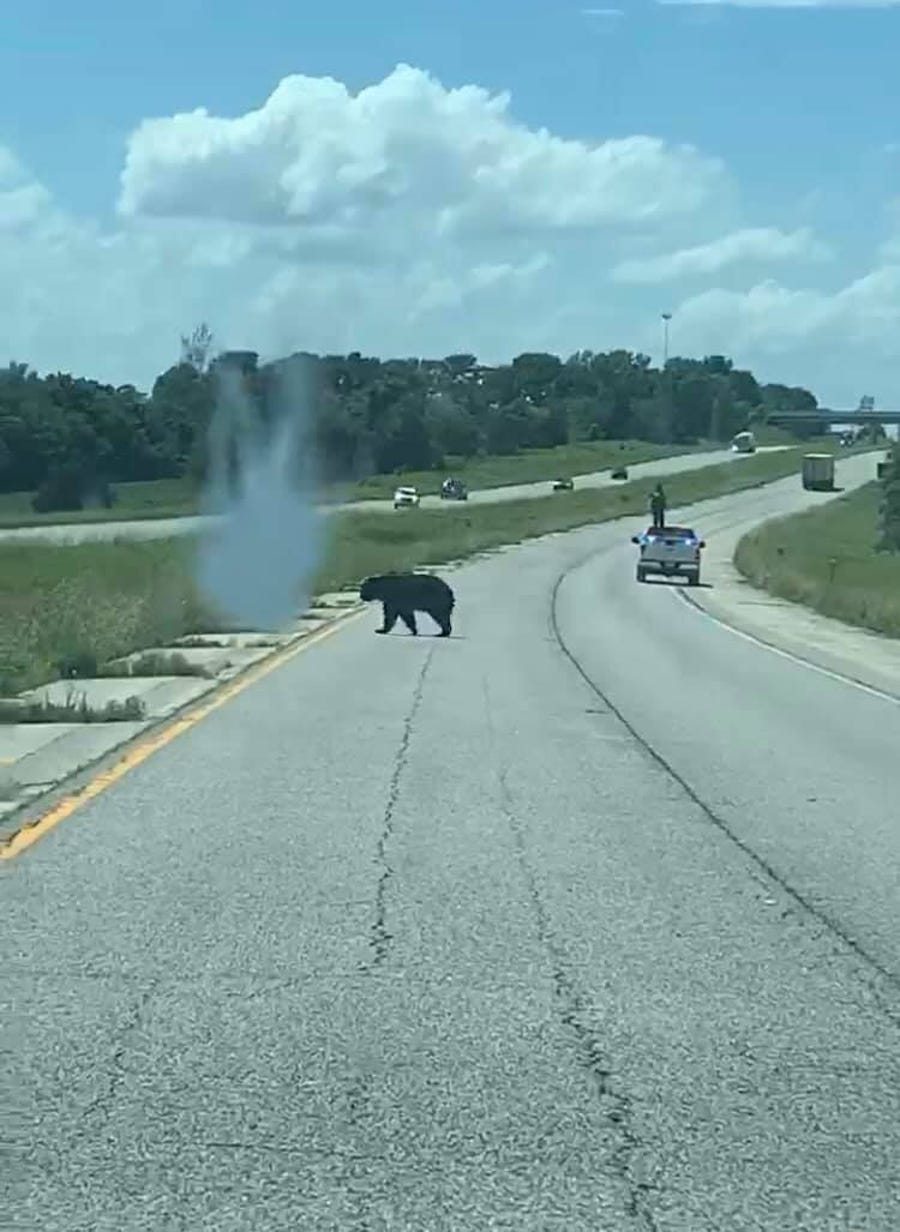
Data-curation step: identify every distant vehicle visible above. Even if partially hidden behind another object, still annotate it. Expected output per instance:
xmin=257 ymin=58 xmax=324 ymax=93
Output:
xmin=801 ymin=454 xmax=835 ymax=492
xmin=610 ymin=466 xmax=628 ymax=480
xmin=632 ymin=525 xmax=705 ymax=586
xmin=393 ymin=485 xmax=420 ymax=509
xmin=440 ymin=477 xmax=468 ymax=501
xmin=552 ymin=477 xmax=574 ymax=492
xmin=731 ymin=431 xmax=756 ymax=454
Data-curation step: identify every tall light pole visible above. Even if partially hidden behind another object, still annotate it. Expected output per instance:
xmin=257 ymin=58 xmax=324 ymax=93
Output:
xmin=661 ymin=312 xmax=672 ymax=369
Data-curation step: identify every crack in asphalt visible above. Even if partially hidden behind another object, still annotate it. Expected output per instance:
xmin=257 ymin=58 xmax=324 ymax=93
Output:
xmin=342 ymin=649 xmax=434 ymax=1231
xmin=482 ymin=678 xmax=660 ymax=1232
xmin=549 ymin=546 xmax=900 ymax=1032
xmin=364 ymin=648 xmax=434 ymax=973
xmin=77 ymin=981 xmax=160 ymax=1128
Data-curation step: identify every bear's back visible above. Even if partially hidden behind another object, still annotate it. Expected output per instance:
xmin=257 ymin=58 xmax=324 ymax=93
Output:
xmin=383 ymin=572 xmax=452 ymax=607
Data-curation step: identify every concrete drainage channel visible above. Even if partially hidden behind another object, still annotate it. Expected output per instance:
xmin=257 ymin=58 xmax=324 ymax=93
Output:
xmin=0 ymin=591 xmax=363 ymax=850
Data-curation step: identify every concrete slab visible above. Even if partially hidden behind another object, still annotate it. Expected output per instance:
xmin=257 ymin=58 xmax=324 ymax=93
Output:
xmin=18 ymin=677 xmax=161 ymax=712
xmin=207 ymin=647 xmax=274 ymax=682
xmin=172 ymin=631 xmax=291 ymax=650
xmin=314 ymin=591 xmax=362 ymax=608
xmin=17 ymin=674 xmax=219 ymax=721
xmin=109 ymin=645 xmax=266 ymax=678
xmin=131 ymin=677 xmax=219 ymax=719
xmin=9 ymin=720 xmax=150 ymax=789
xmin=0 ymin=722 xmax=81 ymax=765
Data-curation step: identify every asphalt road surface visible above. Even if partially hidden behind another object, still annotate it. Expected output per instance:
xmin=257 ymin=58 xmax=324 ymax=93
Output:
xmin=0 ymin=446 xmax=787 ymax=545
xmin=6 ymin=459 xmax=900 ymax=1230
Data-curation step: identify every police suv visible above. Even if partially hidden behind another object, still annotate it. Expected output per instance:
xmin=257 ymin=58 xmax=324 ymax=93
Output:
xmin=631 ymin=525 xmax=706 ymax=586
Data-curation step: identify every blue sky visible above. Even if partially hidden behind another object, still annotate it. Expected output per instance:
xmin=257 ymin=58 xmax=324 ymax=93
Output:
xmin=2 ymin=0 xmax=900 ymax=404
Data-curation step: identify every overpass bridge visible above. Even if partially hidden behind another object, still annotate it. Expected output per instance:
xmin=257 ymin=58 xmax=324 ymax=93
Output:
xmin=766 ymin=409 xmax=900 ymax=426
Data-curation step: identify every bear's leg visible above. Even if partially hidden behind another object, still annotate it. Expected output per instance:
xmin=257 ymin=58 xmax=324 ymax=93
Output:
xmin=377 ymin=603 xmax=398 ymax=634
xmin=428 ymin=603 xmax=452 ymax=636
xmin=399 ymin=608 xmax=418 ymax=635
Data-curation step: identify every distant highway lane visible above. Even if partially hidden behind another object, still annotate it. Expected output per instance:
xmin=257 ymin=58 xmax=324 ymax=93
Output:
xmin=0 ymin=445 xmax=787 ymax=545
xmin=6 ymin=455 xmax=900 ymax=1230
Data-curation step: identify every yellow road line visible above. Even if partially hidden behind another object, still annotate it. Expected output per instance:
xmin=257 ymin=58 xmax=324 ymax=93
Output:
xmin=0 ymin=609 xmax=365 ymax=863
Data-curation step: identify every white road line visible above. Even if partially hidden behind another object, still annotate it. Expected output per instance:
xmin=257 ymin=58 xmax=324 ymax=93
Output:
xmin=674 ymin=586 xmax=900 ymax=707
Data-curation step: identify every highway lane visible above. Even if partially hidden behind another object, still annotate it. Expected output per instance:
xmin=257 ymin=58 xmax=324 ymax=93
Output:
xmin=344 ymin=445 xmax=790 ymax=512
xmin=558 ymin=456 xmax=900 ymax=975
xmin=6 ymin=464 xmax=900 ymax=1230
xmin=0 ymin=445 xmax=786 ymax=545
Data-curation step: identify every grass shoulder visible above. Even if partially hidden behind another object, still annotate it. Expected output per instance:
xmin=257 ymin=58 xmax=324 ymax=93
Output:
xmin=734 ymin=482 xmax=900 ymax=638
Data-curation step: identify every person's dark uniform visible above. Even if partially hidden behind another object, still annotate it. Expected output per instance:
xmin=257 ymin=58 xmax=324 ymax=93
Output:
xmin=650 ymin=483 xmax=667 ymax=529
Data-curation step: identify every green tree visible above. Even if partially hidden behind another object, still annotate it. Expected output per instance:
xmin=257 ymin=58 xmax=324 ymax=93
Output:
xmin=0 ymin=344 xmax=823 ymax=496
xmin=876 ymin=445 xmax=900 ymax=553
xmin=151 ymin=362 xmax=216 ymax=479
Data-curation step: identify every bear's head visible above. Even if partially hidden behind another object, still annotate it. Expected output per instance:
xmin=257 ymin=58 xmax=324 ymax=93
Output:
xmin=359 ymin=576 xmax=384 ymax=602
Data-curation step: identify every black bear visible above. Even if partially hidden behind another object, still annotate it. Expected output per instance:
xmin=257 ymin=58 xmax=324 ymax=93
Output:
xmin=359 ymin=572 xmax=455 ymax=637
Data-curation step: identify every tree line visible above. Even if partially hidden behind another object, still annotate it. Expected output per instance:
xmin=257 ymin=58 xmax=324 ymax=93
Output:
xmin=0 ymin=325 xmax=833 ymax=511
xmin=878 ymin=444 xmax=900 ymax=552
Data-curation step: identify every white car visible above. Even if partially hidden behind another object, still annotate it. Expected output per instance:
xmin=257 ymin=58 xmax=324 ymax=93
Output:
xmin=632 ymin=525 xmax=706 ymax=586
xmin=393 ymin=485 xmax=420 ymax=509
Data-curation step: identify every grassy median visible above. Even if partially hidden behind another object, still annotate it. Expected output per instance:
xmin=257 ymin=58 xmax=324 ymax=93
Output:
xmin=0 ymin=477 xmax=201 ymax=528
xmin=0 ymin=447 xmax=810 ymax=695
xmin=734 ymin=481 xmax=900 ymax=639
xmin=342 ymin=439 xmax=708 ymax=500
xmin=0 ymin=439 xmax=705 ymax=527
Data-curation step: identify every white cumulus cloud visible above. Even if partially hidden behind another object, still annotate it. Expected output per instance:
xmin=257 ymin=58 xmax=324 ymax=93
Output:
xmin=673 ymin=266 xmax=900 ymax=351
xmin=0 ymin=63 xmax=898 ymax=409
xmin=0 ymin=65 xmax=739 ymax=389
xmin=0 ymin=148 xmax=54 ymax=230
xmin=118 ymin=64 xmax=729 ymax=236
xmin=611 ymin=227 xmax=830 ymax=283
xmin=663 ymin=266 xmax=900 ymax=406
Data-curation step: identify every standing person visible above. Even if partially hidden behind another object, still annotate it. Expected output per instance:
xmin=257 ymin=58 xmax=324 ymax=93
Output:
xmin=649 ymin=482 xmax=667 ymax=529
